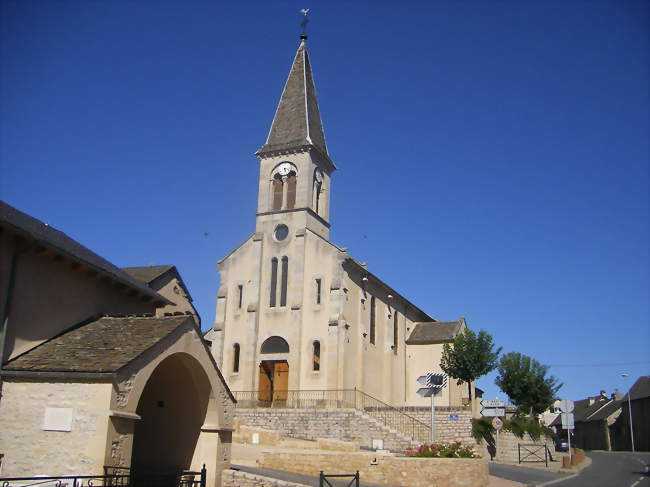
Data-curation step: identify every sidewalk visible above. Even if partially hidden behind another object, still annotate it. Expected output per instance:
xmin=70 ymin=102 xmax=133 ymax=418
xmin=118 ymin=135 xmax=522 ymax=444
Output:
xmin=231 ymin=442 xmax=525 ymax=487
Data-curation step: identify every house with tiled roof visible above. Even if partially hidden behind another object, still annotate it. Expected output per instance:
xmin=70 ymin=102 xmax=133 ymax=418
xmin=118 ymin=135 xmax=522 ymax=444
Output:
xmin=0 ymin=201 xmax=234 ymax=486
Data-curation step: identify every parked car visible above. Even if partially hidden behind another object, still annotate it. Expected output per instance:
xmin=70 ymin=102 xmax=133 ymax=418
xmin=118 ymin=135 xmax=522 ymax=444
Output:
xmin=555 ymin=439 xmax=569 ymax=452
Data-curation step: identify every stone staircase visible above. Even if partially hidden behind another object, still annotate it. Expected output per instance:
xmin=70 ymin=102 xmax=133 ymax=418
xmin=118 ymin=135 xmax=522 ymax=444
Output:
xmin=235 ymin=407 xmax=417 ymax=451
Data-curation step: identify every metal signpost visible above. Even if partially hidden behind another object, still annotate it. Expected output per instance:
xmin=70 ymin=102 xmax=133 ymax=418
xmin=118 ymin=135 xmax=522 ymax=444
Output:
xmin=481 ymin=399 xmax=506 ymax=457
xmin=417 ymin=373 xmax=448 ymax=443
xmin=492 ymin=417 xmax=504 ymax=456
xmin=555 ymin=399 xmax=575 ymax=463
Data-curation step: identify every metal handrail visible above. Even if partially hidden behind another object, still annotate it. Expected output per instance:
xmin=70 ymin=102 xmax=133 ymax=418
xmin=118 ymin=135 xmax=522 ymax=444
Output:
xmin=233 ymin=388 xmax=430 ymax=444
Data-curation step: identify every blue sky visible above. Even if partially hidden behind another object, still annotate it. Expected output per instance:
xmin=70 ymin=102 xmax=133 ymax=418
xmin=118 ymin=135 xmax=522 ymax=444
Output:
xmin=1 ymin=0 xmax=647 ymax=403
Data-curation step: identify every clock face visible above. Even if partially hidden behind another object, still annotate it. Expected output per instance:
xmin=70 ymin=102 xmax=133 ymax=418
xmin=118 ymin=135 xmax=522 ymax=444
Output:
xmin=277 ymin=163 xmax=292 ymax=176
xmin=314 ymin=168 xmax=323 ymax=183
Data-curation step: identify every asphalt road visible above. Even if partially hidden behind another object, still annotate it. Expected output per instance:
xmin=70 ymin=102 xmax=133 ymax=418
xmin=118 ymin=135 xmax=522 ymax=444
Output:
xmin=489 ymin=462 xmax=566 ymax=485
xmin=555 ymin=451 xmax=650 ymax=487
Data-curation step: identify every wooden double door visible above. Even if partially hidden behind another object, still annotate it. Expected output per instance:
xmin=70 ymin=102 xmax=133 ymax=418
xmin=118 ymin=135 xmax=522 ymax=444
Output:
xmin=258 ymin=360 xmax=289 ymax=407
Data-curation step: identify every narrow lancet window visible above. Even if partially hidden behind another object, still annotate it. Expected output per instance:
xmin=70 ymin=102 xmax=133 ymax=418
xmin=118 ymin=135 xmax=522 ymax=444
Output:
xmin=233 ymin=343 xmax=240 ymax=373
xmin=270 ymin=258 xmax=278 ymax=307
xmin=237 ymin=284 xmax=243 ymax=309
xmin=315 ymin=278 xmax=322 ymax=305
xmin=393 ymin=312 xmax=399 ymax=354
xmin=280 ymin=256 xmax=288 ymax=307
xmin=313 ymin=340 xmax=320 ymax=371
xmin=370 ymin=296 xmax=376 ymax=345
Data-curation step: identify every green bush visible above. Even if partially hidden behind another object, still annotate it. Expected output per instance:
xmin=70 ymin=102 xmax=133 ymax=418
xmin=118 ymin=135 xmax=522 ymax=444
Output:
xmin=406 ymin=441 xmax=481 ymax=458
xmin=471 ymin=416 xmax=555 ymax=443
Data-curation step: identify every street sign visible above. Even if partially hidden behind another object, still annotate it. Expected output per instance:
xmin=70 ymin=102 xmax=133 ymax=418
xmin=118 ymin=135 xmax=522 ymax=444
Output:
xmin=417 ymin=387 xmax=435 ymax=398
xmin=417 ymin=375 xmax=429 ymax=386
xmin=481 ymin=407 xmax=505 ymax=417
xmin=561 ymin=412 xmax=574 ymax=429
xmin=481 ymin=399 xmax=505 ymax=408
xmin=557 ymin=399 xmax=575 ymax=413
xmin=492 ymin=417 xmax=504 ymax=430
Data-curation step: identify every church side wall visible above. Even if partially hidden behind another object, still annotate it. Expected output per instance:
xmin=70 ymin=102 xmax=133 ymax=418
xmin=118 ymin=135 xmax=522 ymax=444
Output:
xmin=0 ymin=379 xmax=113 ymax=477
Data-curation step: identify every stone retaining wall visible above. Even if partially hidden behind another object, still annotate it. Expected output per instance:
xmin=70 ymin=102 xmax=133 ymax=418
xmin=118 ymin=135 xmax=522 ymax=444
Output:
xmin=221 ymin=469 xmax=308 ymax=487
xmin=258 ymin=450 xmax=489 ymax=487
xmin=236 ymin=408 xmax=414 ymax=450
xmin=401 ymin=406 xmax=474 ymax=444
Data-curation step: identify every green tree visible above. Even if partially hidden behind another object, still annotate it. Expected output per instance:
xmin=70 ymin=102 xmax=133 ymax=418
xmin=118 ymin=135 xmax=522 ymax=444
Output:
xmin=495 ymin=352 xmax=562 ymax=417
xmin=440 ymin=329 xmax=502 ymax=402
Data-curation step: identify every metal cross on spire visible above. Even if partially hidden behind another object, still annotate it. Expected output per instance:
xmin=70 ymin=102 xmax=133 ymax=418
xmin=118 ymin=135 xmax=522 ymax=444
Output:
xmin=300 ymin=8 xmax=310 ymax=39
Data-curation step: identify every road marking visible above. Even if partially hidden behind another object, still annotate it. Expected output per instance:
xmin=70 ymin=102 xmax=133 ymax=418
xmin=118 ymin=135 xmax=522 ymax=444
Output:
xmin=536 ymin=473 xmax=579 ymax=486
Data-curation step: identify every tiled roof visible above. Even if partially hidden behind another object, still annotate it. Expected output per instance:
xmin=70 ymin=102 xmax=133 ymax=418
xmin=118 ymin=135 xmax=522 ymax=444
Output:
xmin=624 ymin=376 xmax=650 ymax=401
xmin=406 ymin=321 xmax=463 ymax=345
xmin=3 ymin=315 xmax=190 ymax=373
xmin=122 ymin=265 xmax=174 ymax=284
xmin=0 ymin=201 xmax=168 ymax=304
xmin=588 ymin=400 xmax=622 ymax=421
xmin=257 ymin=41 xmax=329 ymax=157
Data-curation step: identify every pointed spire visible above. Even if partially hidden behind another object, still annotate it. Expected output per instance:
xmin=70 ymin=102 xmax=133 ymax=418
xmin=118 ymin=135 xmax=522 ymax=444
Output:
xmin=257 ymin=39 xmax=329 ymax=157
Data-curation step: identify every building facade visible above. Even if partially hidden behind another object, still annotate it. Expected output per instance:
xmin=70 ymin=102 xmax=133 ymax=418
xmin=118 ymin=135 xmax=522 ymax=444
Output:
xmin=209 ymin=37 xmax=473 ymax=409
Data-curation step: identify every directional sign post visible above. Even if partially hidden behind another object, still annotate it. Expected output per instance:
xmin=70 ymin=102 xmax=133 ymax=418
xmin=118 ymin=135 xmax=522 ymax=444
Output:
xmin=555 ymin=399 xmax=575 ymax=463
xmin=481 ymin=399 xmax=506 ymax=457
xmin=416 ymin=373 xmax=448 ymax=443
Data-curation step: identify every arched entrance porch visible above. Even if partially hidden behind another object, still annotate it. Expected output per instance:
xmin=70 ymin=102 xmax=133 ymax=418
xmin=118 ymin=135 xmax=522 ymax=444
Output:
xmin=131 ymin=353 xmax=214 ymax=477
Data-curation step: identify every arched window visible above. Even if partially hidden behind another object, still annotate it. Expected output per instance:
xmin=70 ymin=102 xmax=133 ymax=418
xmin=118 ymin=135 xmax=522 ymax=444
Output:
xmin=272 ymin=175 xmax=283 ymax=211
xmin=393 ymin=312 xmax=399 ymax=354
xmin=313 ymin=340 xmax=320 ymax=371
xmin=280 ymin=256 xmax=288 ymax=307
xmin=233 ymin=343 xmax=240 ymax=373
xmin=261 ymin=336 xmax=290 ymax=354
xmin=270 ymin=258 xmax=278 ymax=307
xmin=286 ymin=174 xmax=297 ymax=209
xmin=370 ymin=296 xmax=376 ymax=345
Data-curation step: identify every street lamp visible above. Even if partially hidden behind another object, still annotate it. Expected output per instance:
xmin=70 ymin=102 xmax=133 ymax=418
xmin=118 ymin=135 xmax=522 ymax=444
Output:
xmin=621 ymin=373 xmax=635 ymax=452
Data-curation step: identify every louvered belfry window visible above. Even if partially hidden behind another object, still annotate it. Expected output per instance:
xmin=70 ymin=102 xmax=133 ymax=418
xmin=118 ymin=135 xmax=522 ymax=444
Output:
xmin=272 ymin=176 xmax=283 ymax=210
xmin=286 ymin=174 xmax=297 ymax=209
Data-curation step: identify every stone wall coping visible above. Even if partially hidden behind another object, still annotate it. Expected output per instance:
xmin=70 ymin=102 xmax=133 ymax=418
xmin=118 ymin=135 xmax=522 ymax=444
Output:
xmin=109 ymin=410 xmax=141 ymax=421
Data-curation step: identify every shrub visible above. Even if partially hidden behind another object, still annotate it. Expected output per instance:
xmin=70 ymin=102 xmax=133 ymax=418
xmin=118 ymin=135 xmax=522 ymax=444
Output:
xmin=406 ymin=441 xmax=481 ymax=458
xmin=471 ymin=416 xmax=555 ymax=443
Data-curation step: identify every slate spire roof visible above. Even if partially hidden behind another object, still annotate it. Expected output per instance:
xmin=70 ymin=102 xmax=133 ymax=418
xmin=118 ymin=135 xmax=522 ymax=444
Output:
xmin=257 ymin=38 xmax=328 ymax=157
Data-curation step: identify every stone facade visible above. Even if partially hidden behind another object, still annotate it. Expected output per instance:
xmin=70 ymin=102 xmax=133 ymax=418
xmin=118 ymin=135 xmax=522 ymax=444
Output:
xmin=257 ymin=451 xmax=489 ymax=487
xmin=221 ymin=469 xmax=308 ymax=487
xmin=0 ymin=380 xmax=112 ymax=476
xmin=210 ymin=39 xmax=473 ymax=411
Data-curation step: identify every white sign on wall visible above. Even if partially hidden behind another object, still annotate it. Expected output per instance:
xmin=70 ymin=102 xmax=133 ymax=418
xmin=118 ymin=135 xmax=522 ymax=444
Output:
xmin=43 ymin=407 xmax=73 ymax=432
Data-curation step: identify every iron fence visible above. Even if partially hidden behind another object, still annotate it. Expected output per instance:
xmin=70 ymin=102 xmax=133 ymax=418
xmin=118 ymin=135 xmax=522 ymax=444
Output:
xmin=1 ymin=466 xmax=206 ymax=487
xmin=233 ymin=389 xmax=430 ymax=444
xmin=319 ymin=470 xmax=359 ymax=487
xmin=518 ymin=443 xmax=551 ymax=467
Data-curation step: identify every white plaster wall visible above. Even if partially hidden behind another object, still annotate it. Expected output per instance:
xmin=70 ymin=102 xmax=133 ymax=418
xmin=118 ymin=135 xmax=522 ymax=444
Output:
xmin=0 ymin=380 xmax=113 ymax=477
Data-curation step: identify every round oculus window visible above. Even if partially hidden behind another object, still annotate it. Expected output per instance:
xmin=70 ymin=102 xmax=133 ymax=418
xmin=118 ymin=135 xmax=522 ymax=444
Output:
xmin=274 ymin=224 xmax=289 ymax=241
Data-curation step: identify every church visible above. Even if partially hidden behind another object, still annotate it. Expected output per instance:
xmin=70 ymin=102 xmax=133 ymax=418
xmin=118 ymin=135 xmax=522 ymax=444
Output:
xmin=208 ymin=34 xmax=474 ymax=411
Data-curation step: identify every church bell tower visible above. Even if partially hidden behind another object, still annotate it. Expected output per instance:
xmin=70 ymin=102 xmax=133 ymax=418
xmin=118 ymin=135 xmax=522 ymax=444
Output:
xmin=254 ymin=34 xmax=336 ymax=242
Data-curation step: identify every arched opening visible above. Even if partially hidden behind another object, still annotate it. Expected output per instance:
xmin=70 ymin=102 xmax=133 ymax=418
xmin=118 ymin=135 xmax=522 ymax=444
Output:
xmin=131 ymin=353 xmax=211 ymax=477
xmin=258 ymin=336 xmax=290 ymax=407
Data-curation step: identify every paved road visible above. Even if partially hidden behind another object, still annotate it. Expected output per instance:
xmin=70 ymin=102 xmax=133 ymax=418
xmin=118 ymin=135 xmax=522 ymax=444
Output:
xmin=554 ymin=451 xmax=650 ymax=487
xmin=489 ymin=462 xmax=566 ymax=485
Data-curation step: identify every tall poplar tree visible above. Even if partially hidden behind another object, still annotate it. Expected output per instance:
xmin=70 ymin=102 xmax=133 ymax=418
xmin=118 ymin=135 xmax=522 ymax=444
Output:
xmin=440 ymin=329 xmax=502 ymax=402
